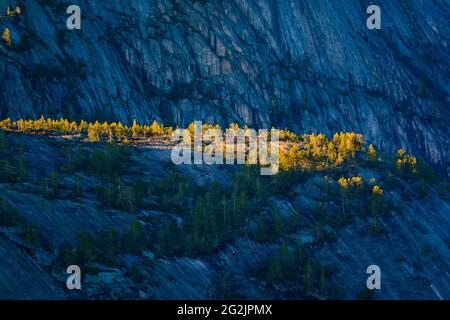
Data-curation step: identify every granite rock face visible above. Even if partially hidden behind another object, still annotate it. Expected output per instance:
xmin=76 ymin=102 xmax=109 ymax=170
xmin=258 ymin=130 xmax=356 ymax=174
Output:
xmin=0 ymin=0 xmax=449 ymax=172
xmin=0 ymin=132 xmax=448 ymax=300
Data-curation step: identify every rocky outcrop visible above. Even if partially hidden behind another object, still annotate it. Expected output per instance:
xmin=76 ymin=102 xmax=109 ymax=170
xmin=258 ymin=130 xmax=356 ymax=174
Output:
xmin=0 ymin=132 xmax=448 ymax=299
xmin=0 ymin=0 xmax=448 ymax=172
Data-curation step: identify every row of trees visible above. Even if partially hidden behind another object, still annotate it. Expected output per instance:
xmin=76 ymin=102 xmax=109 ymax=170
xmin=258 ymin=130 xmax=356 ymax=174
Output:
xmin=56 ymin=220 xmax=146 ymax=271
xmin=263 ymin=242 xmax=333 ymax=296
xmin=156 ymin=167 xmax=270 ymax=256
xmin=280 ymin=132 xmax=365 ymax=171
xmin=0 ymin=116 xmax=172 ymax=143
xmin=1 ymin=117 xmax=367 ymax=168
xmin=1 ymin=117 xmax=430 ymax=184
xmin=0 ymin=196 xmax=44 ymax=248
xmin=1 ymin=117 xmax=261 ymax=145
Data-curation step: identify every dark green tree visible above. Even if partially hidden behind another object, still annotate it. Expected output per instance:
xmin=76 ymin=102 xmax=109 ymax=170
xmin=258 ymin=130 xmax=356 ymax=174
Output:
xmin=303 ymin=259 xmax=316 ymax=293
xmin=123 ymin=220 xmax=145 ymax=254
xmin=76 ymin=231 xmax=96 ymax=268
xmin=268 ymin=257 xmax=282 ymax=284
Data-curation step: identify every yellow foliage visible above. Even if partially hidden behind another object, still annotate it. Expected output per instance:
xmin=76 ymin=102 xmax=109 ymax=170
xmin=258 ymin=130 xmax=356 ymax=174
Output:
xmin=1 ymin=116 xmax=372 ymax=175
xmin=367 ymin=144 xmax=378 ymax=161
xmin=0 ymin=116 xmax=172 ymax=143
xmin=351 ymin=176 xmax=363 ymax=187
xmin=372 ymin=185 xmax=384 ymax=196
xmin=6 ymin=6 xmax=14 ymax=17
xmin=396 ymin=148 xmax=417 ymax=175
xmin=338 ymin=176 xmax=364 ymax=189
xmin=338 ymin=177 xmax=349 ymax=188
xmin=279 ymin=132 xmax=365 ymax=171
xmin=2 ymin=28 xmax=11 ymax=47
xmin=149 ymin=120 xmax=164 ymax=135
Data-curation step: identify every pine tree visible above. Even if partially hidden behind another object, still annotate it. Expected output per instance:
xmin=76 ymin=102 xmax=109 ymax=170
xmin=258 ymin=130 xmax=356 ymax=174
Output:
xmin=255 ymin=177 xmax=266 ymax=202
xmin=294 ymin=244 xmax=305 ymax=267
xmin=191 ymin=195 xmax=218 ymax=253
xmin=255 ymin=214 xmax=267 ymax=242
xmin=221 ymin=195 xmax=228 ymax=229
xmin=303 ymin=259 xmax=315 ymax=293
xmin=73 ymin=176 xmax=81 ymax=197
xmin=2 ymin=28 xmax=11 ymax=47
xmin=0 ymin=130 xmax=6 ymax=155
xmin=97 ymin=228 xmax=121 ymax=265
xmin=22 ymin=223 xmax=42 ymax=247
xmin=220 ymin=274 xmax=233 ymax=299
xmin=124 ymin=220 xmax=144 ymax=254
xmin=131 ymin=119 xmax=139 ymax=138
xmin=149 ymin=120 xmax=164 ymax=135
xmin=0 ymin=196 xmax=20 ymax=227
xmin=46 ymin=170 xmax=59 ymax=197
xmin=17 ymin=146 xmax=28 ymax=180
xmin=319 ymin=267 xmax=327 ymax=295
xmin=338 ymin=177 xmax=349 ymax=215
xmin=279 ymin=241 xmax=292 ymax=276
xmin=76 ymin=231 xmax=96 ymax=267
xmin=6 ymin=6 xmax=15 ymax=17
xmin=0 ymin=159 xmax=12 ymax=182
xmin=368 ymin=184 xmax=384 ymax=217
xmin=314 ymin=202 xmax=326 ymax=224
xmin=271 ymin=207 xmax=283 ymax=239
xmin=367 ymin=144 xmax=378 ymax=162
xmin=118 ymin=185 xmax=136 ymax=212
xmin=396 ymin=149 xmax=417 ymax=178
xmin=158 ymin=220 xmax=176 ymax=253
xmin=87 ymin=123 xmax=100 ymax=142
xmin=268 ymin=257 xmax=282 ymax=284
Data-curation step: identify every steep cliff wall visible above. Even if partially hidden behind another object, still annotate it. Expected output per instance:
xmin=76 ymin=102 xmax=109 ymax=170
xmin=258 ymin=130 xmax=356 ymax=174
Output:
xmin=0 ymin=0 xmax=449 ymax=170
xmin=0 ymin=132 xmax=448 ymax=299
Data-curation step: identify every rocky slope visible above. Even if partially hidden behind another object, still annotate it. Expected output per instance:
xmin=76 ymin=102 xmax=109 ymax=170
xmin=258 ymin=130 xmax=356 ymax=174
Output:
xmin=0 ymin=131 xmax=448 ymax=300
xmin=0 ymin=0 xmax=449 ymax=172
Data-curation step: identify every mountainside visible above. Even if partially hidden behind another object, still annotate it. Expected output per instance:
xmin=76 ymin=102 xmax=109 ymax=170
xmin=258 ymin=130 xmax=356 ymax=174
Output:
xmin=0 ymin=0 xmax=449 ymax=172
xmin=0 ymin=0 xmax=449 ymax=301
xmin=0 ymin=129 xmax=448 ymax=300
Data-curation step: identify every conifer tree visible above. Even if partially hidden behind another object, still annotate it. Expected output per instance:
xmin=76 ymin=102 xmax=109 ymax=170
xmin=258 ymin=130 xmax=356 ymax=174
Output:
xmin=2 ymin=28 xmax=11 ymax=47
xmin=319 ymin=267 xmax=328 ymax=295
xmin=303 ymin=259 xmax=315 ymax=293
xmin=76 ymin=231 xmax=96 ymax=267
xmin=268 ymin=257 xmax=282 ymax=284
xmin=255 ymin=214 xmax=267 ymax=242
xmin=279 ymin=241 xmax=292 ymax=275
xmin=17 ymin=149 xmax=28 ymax=180
xmin=123 ymin=220 xmax=145 ymax=254
xmin=367 ymin=144 xmax=378 ymax=162
xmin=46 ymin=170 xmax=59 ymax=198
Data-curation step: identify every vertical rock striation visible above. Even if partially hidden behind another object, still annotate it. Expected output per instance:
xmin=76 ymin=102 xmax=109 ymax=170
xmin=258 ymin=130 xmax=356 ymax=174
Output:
xmin=0 ymin=0 xmax=448 ymax=171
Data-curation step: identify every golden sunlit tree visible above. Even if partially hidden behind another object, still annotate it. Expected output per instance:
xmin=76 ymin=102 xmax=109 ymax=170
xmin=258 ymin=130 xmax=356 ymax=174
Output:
xmin=367 ymin=144 xmax=378 ymax=162
xmin=396 ymin=149 xmax=417 ymax=178
xmin=2 ymin=28 xmax=11 ymax=47
xmin=149 ymin=120 xmax=164 ymax=135
xmin=372 ymin=185 xmax=384 ymax=196
xmin=6 ymin=6 xmax=14 ymax=17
